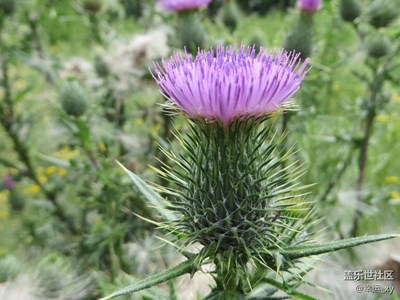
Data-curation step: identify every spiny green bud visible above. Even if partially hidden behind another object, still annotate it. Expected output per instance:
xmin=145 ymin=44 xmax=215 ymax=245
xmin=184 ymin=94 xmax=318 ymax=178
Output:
xmin=8 ymin=188 xmax=24 ymax=211
xmin=59 ymin=81 xmax=88 ymax=117
xmin=367 ymin=33 xmax=391 ymax=59
xmin=158 ymin=120 xmax=313 ymax=261
xmin=249 ymin=33 xmax=264 ymax=54
xmin=339 ymin=0 xmax=361 ymax=23
xmin=221 ymin=1 xmax=240 ymax=32
xmin=0 ymin=0 xmax=16 ymax=16
xmin=283 ymin=17 xmax=313 ymax=60
xmin=367 ymin=0 xmax=398 ymax=28
xmin=94 ymin=56 xmax=109 ymax=78
xmin=178 ymin=12 xmax=206 ymax=54
xmin=79 ymin=0 xmax=103 ymax=13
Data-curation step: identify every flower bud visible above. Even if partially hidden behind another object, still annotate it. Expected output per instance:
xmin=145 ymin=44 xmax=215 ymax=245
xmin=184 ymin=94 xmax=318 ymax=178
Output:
xmin=283 ymin=17 xmax=313 ymax=60
xmin=178 ymin=12 xmax=206 ymax=53
xmin=59 ymin=81 xmax=88 ymax=117
xmin=94 ymin=56 xmax=109 ymax=78
xmin=248 ymin=33 xmax=263 ymax=54
xmin=221 ymin=1 xmax=240 ymax=32
xmin=79 ymin=0 xmax=103 ymax=14
xmin=339 ymin=0 xmax=361 ymax=23
xmin=367 ymin=0 xmax=398 ymax=28
xmin=0 ymin=0 xmax=16 ymax=16
xmin=367 ymin=33 xmax=391 ymax=59
xmin=8 ymin=188 xmax=24 ymax=211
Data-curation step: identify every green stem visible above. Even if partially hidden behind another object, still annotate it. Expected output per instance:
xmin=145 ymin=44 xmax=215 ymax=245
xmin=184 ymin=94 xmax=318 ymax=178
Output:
xmin=350 ymin=58 xmax=389 ymax=236
xmin=319 ymin=145 xmax=355 ymax=202
xmin=0 ymin=52 xmax=77 ymax=235
xmin=88 ymin=13 xmax=103 ymax=44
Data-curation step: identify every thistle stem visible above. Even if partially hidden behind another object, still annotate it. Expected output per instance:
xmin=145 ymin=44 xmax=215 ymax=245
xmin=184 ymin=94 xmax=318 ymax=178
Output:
xmin=350 ymin=59 xmax=386 ymax=237
xmin=319 ymin=145 xmax=355 ymax=202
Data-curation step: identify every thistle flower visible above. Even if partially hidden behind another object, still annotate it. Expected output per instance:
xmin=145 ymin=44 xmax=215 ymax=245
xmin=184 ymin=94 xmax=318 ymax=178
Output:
xmin=297 ymin=0 xmax=321 ymax=12
xmin=159 ymin=0 xmax=212 ymax=12
xmin=152 ymin=45 xmax=309 ymax=126
xmin=103 ymin=44 xmax=398 ymax=300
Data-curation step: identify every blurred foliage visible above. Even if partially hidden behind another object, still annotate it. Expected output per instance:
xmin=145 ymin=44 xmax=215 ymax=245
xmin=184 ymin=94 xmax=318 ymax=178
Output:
xmin=0 ymin=0 xmax=399 ymax=299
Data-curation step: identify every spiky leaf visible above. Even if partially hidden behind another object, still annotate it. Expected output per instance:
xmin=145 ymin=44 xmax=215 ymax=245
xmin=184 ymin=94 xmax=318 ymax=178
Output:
xmin=116 ymin=161 xmax=176 ymax=222
xmin=99 ymin=256 xmax=199 ymax=300
xmin=281 ymin=234 xmax=398 ymax=259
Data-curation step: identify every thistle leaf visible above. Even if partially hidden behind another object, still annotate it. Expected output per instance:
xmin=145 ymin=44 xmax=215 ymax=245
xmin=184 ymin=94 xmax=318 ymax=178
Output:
xmin=281 ymin=234 xmax=399 ymax=259
xmin=99 ymin=256 xmax=198 ymax=300
xmin=261 ymin=278 xmax=318 ymax=300
xmin=116 ymin=161 xmax=176 ymax=221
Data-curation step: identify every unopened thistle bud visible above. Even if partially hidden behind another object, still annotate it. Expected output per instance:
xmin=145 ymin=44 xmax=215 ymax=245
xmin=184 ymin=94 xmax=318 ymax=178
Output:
xmin=79 ymin=0 xmax=103 ymax=13
xmin=367 ymin=0 xmax=398 ymax=28
xmin=177 ymin=12 xmax=206 ymax=53
xmin=59 ymin=81 xmax=88 ymax=117
xmin=0 ymin=0 xmax=15 ymax=16
xmin=283 ymin=16 xmax=314 ymax=60
xmin=367 ymin=33 xmax=391 ymax=59
xmin=9 ymin=189 xmax=24 ymax=211
xmin=248 ymin=33 xmax=264 ymax=54
xmin=221 ymin=1 xmax=240 ymax=32
xmin=339 ymin=0 xmax=361 ymax=23
xmin=94 ymin=55 xmax=109 ymax=78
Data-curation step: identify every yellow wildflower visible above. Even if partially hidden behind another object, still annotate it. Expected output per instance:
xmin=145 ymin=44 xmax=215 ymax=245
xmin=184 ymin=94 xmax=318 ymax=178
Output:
xmin=57 ymin=167 xmax=67 ymax=177
xmin=135 ymin=118 xmax=145 ymax=126
xmin=97 ymin=142 xmax=106 ymax=153
xmin=0 ymin=210 xmax=10 ymax=219
xmin=393 ymin=93 xmax=400 ymax=104
xmin=391 ymin=191 xmax=400 ymax=199
xmin=25 ymin=184 xmax=41 ymax=194
xmin=38 ymin=175 xmax=48 ymax=184
xmin=45 ymin=165 xmax=57 ymax=176
xmin=375 ymin=114 xmax=389 ymax=123
xmin=384 ymin=176 xmax=399 ymax=184
xmin=54 ymin=146 xmax=79 ymax=160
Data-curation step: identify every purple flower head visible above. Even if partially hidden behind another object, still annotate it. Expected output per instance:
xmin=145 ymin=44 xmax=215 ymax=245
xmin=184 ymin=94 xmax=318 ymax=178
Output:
xmin=3 ymin=174 xmax=17 ymax=190
xmin=151 ymin=45 xmax=310 ymax=126
xmin=159 ymin=0 xmax=212 ymax=12
xmin=297 ymin=0 xmax=321 ymax=12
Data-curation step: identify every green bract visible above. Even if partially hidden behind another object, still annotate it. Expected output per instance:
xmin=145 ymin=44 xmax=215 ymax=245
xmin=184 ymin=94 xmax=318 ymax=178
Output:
xmin=339 ymin=0 xmax=361 ymax=23
xmin=367 ymin=0 xmax=398 ymax=28
xmin=103 ymin=115 xmax=398 ymax=300
xmin=59 ymin=81 xmax=88 ymax=118
xmin=0 ymin=0 xmax=15 ymax=16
